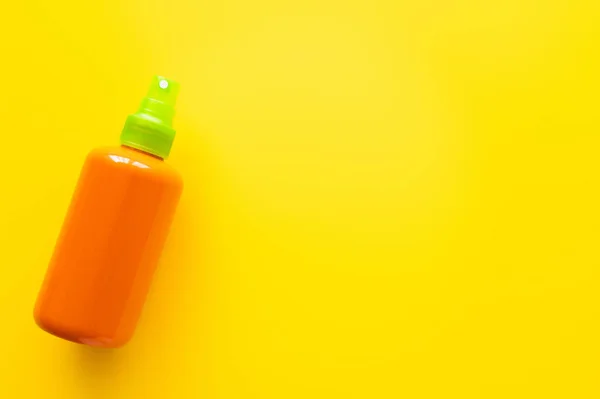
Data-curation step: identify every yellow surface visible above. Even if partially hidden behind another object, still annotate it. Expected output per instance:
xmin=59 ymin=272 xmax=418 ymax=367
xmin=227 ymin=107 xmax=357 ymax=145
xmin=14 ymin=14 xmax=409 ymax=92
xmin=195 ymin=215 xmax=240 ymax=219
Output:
xmin=1 ymin=0 xmax=599 ymax=397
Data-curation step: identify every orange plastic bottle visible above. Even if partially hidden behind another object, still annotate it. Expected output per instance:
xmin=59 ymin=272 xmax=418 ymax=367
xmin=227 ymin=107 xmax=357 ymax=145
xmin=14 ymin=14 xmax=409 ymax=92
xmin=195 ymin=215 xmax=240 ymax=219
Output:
xmin=34 ymin=77 xmax=183 ymax=348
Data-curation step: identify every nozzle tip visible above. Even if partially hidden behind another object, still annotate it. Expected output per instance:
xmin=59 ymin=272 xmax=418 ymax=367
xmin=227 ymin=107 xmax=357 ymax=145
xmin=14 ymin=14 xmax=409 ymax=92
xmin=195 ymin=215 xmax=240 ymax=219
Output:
xmin=147 ymin=76 xmax=180 ymax=106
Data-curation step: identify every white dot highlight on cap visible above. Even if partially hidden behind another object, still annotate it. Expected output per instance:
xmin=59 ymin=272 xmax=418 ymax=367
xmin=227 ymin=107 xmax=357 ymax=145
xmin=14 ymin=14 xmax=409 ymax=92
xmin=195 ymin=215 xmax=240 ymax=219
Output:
xmin=159 ymin=79 xmax=169 ymax=89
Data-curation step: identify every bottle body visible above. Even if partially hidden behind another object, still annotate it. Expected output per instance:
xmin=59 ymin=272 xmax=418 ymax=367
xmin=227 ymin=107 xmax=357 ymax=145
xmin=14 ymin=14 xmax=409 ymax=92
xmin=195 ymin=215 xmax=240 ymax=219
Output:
xmin=34 ymin=145 xmax=183 ymax=347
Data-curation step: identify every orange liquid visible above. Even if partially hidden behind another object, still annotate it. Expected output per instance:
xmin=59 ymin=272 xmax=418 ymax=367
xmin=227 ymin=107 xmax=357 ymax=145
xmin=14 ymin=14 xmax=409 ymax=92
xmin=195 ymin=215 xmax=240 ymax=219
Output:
xmin=34 ymin=146 xmax=183 ymax=347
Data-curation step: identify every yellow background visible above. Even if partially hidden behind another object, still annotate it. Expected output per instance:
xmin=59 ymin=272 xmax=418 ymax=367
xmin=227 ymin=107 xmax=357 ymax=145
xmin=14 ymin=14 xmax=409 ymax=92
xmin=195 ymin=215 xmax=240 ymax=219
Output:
xmin=1 ymin=0 xmax=599 ymax=397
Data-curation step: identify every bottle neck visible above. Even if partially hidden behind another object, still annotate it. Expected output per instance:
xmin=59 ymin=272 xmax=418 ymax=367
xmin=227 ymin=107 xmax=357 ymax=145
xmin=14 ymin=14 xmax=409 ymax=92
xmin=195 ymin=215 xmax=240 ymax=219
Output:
xmin=121 ymin=144 xmax=164 ymax=161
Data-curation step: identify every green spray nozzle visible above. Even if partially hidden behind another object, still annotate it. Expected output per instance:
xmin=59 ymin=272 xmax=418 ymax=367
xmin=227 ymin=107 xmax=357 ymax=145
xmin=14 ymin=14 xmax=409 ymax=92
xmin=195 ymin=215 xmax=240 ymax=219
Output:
xmin=120 ymin=76 xmax=180 ymax=159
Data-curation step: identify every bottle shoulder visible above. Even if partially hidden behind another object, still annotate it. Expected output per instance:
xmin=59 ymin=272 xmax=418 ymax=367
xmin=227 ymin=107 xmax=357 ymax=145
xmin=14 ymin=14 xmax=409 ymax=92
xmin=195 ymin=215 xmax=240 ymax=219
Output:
xmin=84 ymin=146 xmax=183 ymax=188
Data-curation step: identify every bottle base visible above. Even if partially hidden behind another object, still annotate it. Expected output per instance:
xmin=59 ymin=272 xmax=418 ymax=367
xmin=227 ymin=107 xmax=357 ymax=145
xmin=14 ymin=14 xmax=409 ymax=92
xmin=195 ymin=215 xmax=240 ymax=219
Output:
xmin=34 ymin=312 xmax=127 ymax=348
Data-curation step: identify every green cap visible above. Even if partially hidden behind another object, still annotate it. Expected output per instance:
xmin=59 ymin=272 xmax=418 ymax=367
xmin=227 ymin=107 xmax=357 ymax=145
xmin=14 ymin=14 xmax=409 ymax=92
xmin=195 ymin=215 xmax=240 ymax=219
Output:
xmin=120 ymin=76 xmax=180 ymax=159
